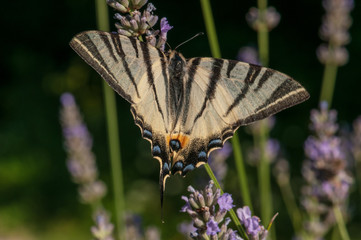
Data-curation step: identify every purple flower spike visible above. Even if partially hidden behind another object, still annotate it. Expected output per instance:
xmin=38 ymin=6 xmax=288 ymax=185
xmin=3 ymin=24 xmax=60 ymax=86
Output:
xmin=160 ymin=17 xmax=173 ymax=35
xmin=206 ymin=217 xmax=220 ymax=236
xmin=60 ymin=92 xmax=75 ymax=106
xmin=217 ymin=193 xmax=235 ymax=211
xmin=180 ymin=196 xmax=191 ymax=212
xmin=244 ymin=216 xmax=261 ymax=236
xmin=236 ymin=206 xmax=252 ymax=223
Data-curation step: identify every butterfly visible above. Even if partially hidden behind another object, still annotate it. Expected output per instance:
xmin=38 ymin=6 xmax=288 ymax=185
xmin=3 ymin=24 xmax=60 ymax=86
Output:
xmin=70 ymin=30 xmax=309 ymax=205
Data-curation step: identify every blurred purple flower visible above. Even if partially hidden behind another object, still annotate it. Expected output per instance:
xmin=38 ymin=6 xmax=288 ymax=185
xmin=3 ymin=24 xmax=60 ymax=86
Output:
xmin=305 ymin=137 xmax=345 ymax=161
xmin=246 ymin=6 xmax=281 ymax=31
xmin=301 ymin=102 xmax=353 ymax=238
xmin=60 ymin=93 xmax=107 ymax=203
xmin=237 ymin=47 xmax=260 ymax=65
xmin=91 ymin=211 xmax=114 ymax=240
xmin=208 ymin=141 xmax=232 ymax=185
xmin=317 ymin=0 xmax=354 ymax=65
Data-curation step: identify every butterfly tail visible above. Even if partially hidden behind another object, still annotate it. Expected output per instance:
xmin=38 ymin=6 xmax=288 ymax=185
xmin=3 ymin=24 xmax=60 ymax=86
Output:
xmin=159 ymin=170 xmax=167 ymax=223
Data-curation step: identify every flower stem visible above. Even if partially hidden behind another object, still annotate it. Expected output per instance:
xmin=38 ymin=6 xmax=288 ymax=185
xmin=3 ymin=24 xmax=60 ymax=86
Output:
xmin=199 ymin=0 xmax=252 ymax=212
xmin=199 ymin=0 xmax=221 ymax=58
xmin=205 ymin=164 xmax=248 ymax=240
xmin=95 ymin=1 xmax=125 ymax=239
xmin=255 ymin=0 xmax=275 ymax=237
xmin=277 ymin=178 xmax=302 ymax=233
xmin=232 ymin=133 xmax=253 ymax=212
xmin=319 ymin=61 xmax=338 ymax=107
xmin=257 ymin=0 xmax=269 ymax=67
xmin=333 ymin=205 xmax=350 ymax=240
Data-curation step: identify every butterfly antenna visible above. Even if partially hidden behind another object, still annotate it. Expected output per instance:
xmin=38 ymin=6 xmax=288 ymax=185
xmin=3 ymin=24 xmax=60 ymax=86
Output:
xmin=174 ymin=32 xmax=204 ymax=50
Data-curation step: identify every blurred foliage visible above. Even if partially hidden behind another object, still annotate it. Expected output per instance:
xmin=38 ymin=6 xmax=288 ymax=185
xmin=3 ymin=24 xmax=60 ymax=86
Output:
xmin=1 ymin=0 xmax=361 ymax=239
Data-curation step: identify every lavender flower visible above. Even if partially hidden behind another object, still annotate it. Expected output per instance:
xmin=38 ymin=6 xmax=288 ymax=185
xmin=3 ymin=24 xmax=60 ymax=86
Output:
xmin=60 ymin=93 xmax=107 ymax=204
xmin=351 ymin=116 xmax=361 ymax=161
xmin=108 ymin=0 xmax=172 ymax=49
xmin=208 ymin=142 xmax=232 ymax=185
xmin=237 ymin=47 xmax=260 ymax=65
xmin=236 ymin=206 xmax=268 ymax=240
xmin=180 ymin=181 xmax=241 ymax=240
xmin=217 ymin=193 xmax=235 ymax=211
xmin=125 ymin=213 xmax=161 ymax=240
xmin=91 ymin=211 xmax=115 ymax=240
xmin=246 ymin=6 xmax=281 ymax=31
xmin=317 ymin=0 xmax=354 ymax=65
xmin=248 ymin=138 xmax=280 ymax=165
xmin=300 ymin=102 xmax=353 ymax=238
xmin=206 ymin=217 xmax=220 ymax=236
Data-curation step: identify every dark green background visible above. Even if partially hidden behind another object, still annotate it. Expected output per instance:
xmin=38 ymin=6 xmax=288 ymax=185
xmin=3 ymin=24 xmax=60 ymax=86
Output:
xmin=1 ymin=0 xmax=360 ymax=239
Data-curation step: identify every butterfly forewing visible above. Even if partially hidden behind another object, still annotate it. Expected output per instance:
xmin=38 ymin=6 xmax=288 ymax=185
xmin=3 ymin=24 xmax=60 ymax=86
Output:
xmin=70 ymin=31 xmax=173 ymax=167
xmin=173 ymin=57 xmax=309 ymax=168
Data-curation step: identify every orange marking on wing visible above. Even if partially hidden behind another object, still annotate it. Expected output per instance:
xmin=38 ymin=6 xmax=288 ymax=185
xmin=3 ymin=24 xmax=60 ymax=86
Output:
xmin=177 ymin=134 xmax=190 ymax=148
xmin=166 ymin=133 xmax=190 ymax=149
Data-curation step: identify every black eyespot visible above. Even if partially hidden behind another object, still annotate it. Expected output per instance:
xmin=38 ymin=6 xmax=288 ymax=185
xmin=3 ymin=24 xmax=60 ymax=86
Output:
xmin=170 ymin=139 xmax=181 ymax=152
xmin=171 ymin=161 xmax=183 ymax=174
xmin=182 ymin=164 xmax=195 ymax=176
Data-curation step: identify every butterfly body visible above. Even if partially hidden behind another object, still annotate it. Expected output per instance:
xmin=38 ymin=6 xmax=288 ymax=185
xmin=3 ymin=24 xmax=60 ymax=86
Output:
xmin=70 ymin=31 xmax=309 ymax=196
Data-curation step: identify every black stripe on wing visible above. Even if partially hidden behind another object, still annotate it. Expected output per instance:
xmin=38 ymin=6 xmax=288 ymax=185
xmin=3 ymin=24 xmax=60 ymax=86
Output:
xmin=109 ymin=34 xmax=140 ymax=98
xmin=70 ymin=32 xmax=134 ymax=103
xmin=139 ymin=41 xmax=167 ymax=129
xmin=192 ymin=58 xmax=224 ymax=125
xmin=225 ymin=64 xmax=262 ymax=116
xmin=182 ymin=58 xmax=201 ymax=126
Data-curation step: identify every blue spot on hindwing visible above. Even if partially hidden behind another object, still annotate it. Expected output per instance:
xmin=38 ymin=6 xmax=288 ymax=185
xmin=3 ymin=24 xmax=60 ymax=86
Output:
xmin=163 ymin=162 xmax=170 ymax=175
xmin=143 ymin=129 xmax=152 ymax=140
xmin=171 ymin=161 xmax=183 ymax=174
xmin=152 ymin=145 xmax=161 ymax=156
xmin=198 ymin=151 xmax=207 ymax=161
xmin=182 ymin=164 xmax=195 ymax=176
xmin=208 ymin=138 xmax=222 ymax=149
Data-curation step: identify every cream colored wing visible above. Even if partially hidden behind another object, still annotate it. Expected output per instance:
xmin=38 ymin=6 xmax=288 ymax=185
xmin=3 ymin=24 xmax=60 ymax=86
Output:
xmin=172 ymin=57 xmax=309 ymax=173
xmin=70 ymin=31 xmax=172 ymax=170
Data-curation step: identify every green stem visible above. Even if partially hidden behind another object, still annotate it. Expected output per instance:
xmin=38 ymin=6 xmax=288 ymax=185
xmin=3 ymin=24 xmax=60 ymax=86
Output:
xmin=200 ymin=0 xmax=252 ymax=211
xmin=205 ymin=164 xmax=248 ymax=240
xmin=255 ymin=122 xmax=272 ymax=224
xmin=95 ymin=1 xmax=125 ymax=239
xmin=199 ymin=0 xmax=221 ymax=58
xmin=232 ymin=133 xmax=253 ymax=212
xmin=257 ymin=0 xmax=269 ymax=67
xmin=319 ymin=61 xmax=338 ymax=106
xmin=277 ymin=179 xmax=302 ymax=233
xmin=333 ymin=205 xmax=350 ymax=240
xmin=255 ymin=0 xmax=274 ymax=237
